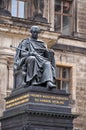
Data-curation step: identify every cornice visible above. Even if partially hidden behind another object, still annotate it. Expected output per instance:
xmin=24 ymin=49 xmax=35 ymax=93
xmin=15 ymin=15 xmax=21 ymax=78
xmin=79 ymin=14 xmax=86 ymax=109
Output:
xmin=0 ymin=109 xmax=78 ymax=120
xmin=0 ymin=15 xmax=59 ymax=47
xmin=0 ymin=25 xmax=59 ymax=48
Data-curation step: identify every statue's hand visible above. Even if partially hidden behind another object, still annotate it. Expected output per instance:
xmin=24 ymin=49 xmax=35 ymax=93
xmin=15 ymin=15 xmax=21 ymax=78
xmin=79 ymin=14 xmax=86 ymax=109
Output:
xmin=29 ymin=51 xmax=37 ymax=56
xmin=14 ymin=60 xmax=21 ymax=70
xmin=14 ymin=65 xmax=17 ymax=70
xmin=21 ymin=52 xmax=29 ymax=57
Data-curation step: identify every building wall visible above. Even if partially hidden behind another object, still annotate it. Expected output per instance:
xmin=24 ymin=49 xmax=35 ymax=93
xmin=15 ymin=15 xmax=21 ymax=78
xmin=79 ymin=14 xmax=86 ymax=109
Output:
xmin=0 ymin=0 xmax=86 ymax=130
xmin=1 ymin=25 xmax=86 ymax=130
xmin=54 ymin=37 xmax=86 ymax=130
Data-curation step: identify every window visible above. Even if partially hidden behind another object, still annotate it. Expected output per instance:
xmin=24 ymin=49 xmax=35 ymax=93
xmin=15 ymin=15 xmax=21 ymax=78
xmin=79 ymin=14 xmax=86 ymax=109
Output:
xmin=11 ymin=0 xmax=46 ymax=19
xmin=54 ymin=0 xmax=73 ymax=35
xmin=56 ymin=66 xmax=72 ymax=93
xmin=11 ymin=0 xmax=24 ymax=18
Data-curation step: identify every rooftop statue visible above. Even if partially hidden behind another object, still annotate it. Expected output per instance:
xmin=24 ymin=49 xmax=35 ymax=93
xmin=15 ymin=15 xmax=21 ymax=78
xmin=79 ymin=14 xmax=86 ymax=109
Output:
xmin=33 ymin=0 xmax=44 ymax=16
xmin=31 ymin=0 xmax=47 ymax=23
xmin=0 ymin=0 xmax=4 ymax=9
xmin=0 ymin=0 xmax=11 ymax=16
xmin=13 ymin=26 xmax=56 ymax=89
xmin=0 ymin=0 xmax=8 ymax=9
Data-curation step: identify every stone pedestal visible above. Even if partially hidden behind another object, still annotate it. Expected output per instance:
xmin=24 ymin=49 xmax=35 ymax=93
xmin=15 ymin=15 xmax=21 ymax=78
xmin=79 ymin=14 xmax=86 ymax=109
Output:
xmin=0 ymin=86 xmax=77 ymax=130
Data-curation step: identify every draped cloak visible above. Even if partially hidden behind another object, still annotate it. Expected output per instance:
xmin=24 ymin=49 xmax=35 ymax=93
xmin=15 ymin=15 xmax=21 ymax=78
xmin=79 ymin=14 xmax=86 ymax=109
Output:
xmin=14 ymin=38 xmax=56 ymax=85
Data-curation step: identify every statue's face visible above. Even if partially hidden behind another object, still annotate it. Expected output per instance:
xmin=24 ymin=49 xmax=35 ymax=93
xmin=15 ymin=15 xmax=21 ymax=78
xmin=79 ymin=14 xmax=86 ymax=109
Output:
xmin=31 ymin=29 xmax=39 ymax=39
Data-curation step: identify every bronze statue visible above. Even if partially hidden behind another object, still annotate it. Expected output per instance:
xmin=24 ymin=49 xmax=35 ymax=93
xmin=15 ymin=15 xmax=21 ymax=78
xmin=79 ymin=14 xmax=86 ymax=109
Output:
xmin=13 ymin=26 xmax=56 ymax=89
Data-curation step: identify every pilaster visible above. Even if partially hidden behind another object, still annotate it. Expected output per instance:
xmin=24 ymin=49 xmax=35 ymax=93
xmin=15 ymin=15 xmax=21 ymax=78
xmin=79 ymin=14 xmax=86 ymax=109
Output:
xmin=0 ymin=57 xmax=8 ymax=116
xmin=7 ymin=63 xmax=13 ymax=96
xmin=49 ymin=0 xmax=55 ymax=31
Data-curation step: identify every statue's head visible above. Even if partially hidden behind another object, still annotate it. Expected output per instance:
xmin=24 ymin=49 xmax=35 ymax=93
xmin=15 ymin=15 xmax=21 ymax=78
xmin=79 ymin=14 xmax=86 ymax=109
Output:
xmin=30 ymin=26 xmax=40 ymax=40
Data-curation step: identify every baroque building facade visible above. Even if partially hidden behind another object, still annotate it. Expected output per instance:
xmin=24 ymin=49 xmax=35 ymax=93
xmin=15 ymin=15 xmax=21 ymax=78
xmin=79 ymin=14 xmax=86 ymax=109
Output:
xmin=0 ymin=0 xmax=86 ymax=130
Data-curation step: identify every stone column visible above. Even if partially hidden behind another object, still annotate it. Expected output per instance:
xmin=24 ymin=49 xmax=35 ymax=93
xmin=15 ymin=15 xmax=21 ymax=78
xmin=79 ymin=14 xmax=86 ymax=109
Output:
xmin=0 ymin=57 xmax=8 ymax=117
xmin=43 ymin=0 xmax=48 ymax=18
xmin=49 ymin=0 xmax=55 ymax=31
xmin=8 ymin=63 xmax=13 ymax=95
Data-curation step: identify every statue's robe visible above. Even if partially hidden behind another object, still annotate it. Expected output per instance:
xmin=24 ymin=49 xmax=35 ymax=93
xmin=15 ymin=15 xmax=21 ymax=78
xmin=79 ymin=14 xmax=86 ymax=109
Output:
xmin=14 ymin=38 xmax=56 ymax=85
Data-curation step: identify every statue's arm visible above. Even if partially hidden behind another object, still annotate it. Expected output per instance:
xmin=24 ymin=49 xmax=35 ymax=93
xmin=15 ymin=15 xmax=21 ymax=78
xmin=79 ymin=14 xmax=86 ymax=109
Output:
xmin=20 ymin=44 xmax=29 ymax=57
xmin=44 ymin=48 xmax=56 ymax=68
xmin=49 ymin=49 xmax=56 ymax=68
xmin=14 ymin=41 xmax=29 ymax=70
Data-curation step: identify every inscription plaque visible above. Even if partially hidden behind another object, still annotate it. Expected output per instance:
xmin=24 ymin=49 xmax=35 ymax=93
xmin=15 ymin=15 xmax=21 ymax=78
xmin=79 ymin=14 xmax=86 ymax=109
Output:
xmin=6 ymin=93 xmax=69 ymax=109
xmin=0 ymin=86 xmax=77 ymax=130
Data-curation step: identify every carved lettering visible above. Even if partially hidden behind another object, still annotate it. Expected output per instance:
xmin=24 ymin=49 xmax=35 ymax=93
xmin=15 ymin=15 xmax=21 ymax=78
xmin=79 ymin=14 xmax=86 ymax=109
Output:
xmin=6 ymin=93 xmax=69 ymax=109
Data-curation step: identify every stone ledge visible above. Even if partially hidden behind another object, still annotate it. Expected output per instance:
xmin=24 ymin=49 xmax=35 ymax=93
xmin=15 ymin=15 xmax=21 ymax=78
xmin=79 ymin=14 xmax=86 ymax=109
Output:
xmin=0 ymin=109 xmax=78 ymax=120
xmin=52 ymin=43 xmax=86 ymax=54
xmin=8 ymin=86 xmax=70 ymax=98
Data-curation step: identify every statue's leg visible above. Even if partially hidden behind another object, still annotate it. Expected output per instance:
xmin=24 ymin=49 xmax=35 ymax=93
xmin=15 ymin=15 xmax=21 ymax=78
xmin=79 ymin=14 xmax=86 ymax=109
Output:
xmin=42 ymin=61 xmax=56 ymax=89
xmin=14 ymin=70 xmax=26 ymax=88
xmin=25 ymin=56 xmax=38 ymax=84
xmin=42 ymin=61 xmax=53 ymax=82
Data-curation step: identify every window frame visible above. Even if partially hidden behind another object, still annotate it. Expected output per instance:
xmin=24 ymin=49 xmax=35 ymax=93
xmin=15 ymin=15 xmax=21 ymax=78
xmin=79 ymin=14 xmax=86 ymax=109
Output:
xmin=56 ymin=64 xmax=72 ymax=93
xmin=11 ymin=0 xmax=25 ymax=18
xmin=54 ymin=0 xmax=73 ymax=35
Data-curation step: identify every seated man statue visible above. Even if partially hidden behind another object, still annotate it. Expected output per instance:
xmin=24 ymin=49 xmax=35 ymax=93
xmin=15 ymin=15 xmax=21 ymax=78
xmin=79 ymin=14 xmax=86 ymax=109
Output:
xmin=14 ymin=26 xmax=56 ymax=89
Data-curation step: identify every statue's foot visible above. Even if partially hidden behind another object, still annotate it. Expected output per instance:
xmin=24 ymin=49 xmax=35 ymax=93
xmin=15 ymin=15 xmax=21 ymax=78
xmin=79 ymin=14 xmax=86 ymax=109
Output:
xmin=25 ymin=81 xmax=31 ymax=87
xmin=47 ymin=81 xmax=56 ymax=90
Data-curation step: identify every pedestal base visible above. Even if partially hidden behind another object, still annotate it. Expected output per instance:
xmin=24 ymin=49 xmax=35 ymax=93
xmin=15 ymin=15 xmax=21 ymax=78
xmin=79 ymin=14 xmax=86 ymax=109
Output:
xmin=0 ymin=86 xmax=77 ymax=130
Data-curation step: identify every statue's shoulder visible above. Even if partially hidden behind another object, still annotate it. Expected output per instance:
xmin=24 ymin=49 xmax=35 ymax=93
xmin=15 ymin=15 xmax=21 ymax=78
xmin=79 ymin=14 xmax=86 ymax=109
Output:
xmin=38 ymin=39 xmax=47 ymax=48
xmin=38 ymin=39 xmax=44 ymax=43
xmin=18 ymin=38 xmax=29 ymax=46
xmin=21 ymin=38 xmax=29 ymax=44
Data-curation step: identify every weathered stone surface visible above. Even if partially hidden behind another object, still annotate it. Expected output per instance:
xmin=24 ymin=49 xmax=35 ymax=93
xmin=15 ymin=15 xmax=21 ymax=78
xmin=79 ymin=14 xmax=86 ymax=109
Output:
xmin=52 ymin=39 xmax=86 ymax=130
